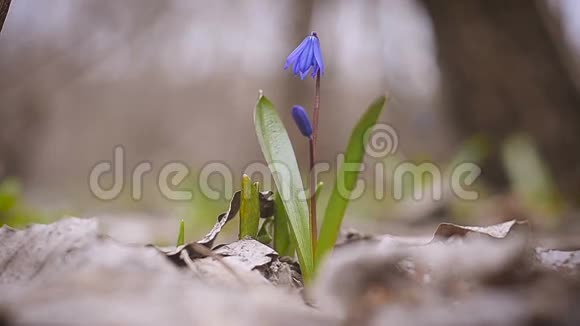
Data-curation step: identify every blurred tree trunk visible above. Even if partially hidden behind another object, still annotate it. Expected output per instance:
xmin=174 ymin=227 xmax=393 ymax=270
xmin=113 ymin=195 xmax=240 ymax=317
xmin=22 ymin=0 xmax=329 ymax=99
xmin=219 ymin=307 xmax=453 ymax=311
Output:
xmin=0 ymin=0 xmax=10 ymax=33
xmin=421 ymin=0 xmax=580 ymax=205
xmin=0 ymin=0 xmax=11 ymax=179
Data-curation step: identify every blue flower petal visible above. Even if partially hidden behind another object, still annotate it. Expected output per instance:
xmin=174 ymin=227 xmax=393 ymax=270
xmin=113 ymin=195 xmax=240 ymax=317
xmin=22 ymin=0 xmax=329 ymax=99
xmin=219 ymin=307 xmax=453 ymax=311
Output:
xmin=311 ymin=66 xmax=319 ymax=78
xmin=284 ymin=56 xmax=295 ymax=70
xmin=284 ymin=49 xmax=301 ymax=70
xmin=300 ymin=68 xmax=311 ymax=80
xmin=307 ymin=40 xmax=316 ymax=68
xmin=293 ymin=55 xmax=302 ymax=75
xmin=313 ymin=37 xmax=324 ymax=76
xmin=301 ymin=40 xmax=315 ymax=73
xmin=287 ymin=37 xmax=309 ymax=60
xmin=285 ymin=51 xmax=301 ymax=71
xmin=284 ymin=37 xmax=309 ymax=71
xmin=297 ymin=45 xmax=310 ymax=73
xmin=284 ymin=33 xmax=325 ymax=80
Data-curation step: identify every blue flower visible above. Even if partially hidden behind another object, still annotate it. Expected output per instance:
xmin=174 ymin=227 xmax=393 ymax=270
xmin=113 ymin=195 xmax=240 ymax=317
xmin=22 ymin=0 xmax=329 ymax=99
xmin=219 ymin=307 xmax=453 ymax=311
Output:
xmin=284 ymin=32 xmax=325 ymax=80
xmin=291 ymin=105 xmax=313 ymax=138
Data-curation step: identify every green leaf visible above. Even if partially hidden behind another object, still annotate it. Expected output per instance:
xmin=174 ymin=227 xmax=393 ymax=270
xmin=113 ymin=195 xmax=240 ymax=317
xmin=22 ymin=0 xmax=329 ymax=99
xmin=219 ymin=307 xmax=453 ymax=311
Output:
xmin=239 ymin=176 xmax=260 ymax=239
xmin=272 ymin=181 xmax=321 ymax=258
xmin=254 ymin=94 xmax=313 ymax=282
xmin=316 ymin=96 xmax=387 ymax=266
xmin=176 ymin=219 xmax=185 ymax=247
xmin=273 ymin=190 xmax=296 ymax=257
xmin=315 ymin=181 xmax=324 ymax=201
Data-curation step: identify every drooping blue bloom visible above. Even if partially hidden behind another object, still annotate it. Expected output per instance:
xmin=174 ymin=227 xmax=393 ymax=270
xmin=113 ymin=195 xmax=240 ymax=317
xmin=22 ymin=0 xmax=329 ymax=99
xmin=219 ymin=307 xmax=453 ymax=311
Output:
xmin=284 ymin=32 xmax=325 ymax=80
xmin=291 ymin=105 xmax=313 ymax=138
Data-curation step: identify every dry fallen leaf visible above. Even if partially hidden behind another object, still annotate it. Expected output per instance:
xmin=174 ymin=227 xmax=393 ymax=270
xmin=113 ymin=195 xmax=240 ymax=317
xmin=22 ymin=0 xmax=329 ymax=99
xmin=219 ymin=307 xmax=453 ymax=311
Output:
xmin=162 ymin=190 xmax=275 ymax=265
xmin=2 ymin=217 xmax=579 ymax=326
xmin=535 ymin=247 xmax=580 ymax=275
xmin=0 ymin=218 xmax=331 ymax=326
xmin=431 ymin=219 xmax=529 ymax=241
xmin=315 ymin=219 xmax=580 ymax=325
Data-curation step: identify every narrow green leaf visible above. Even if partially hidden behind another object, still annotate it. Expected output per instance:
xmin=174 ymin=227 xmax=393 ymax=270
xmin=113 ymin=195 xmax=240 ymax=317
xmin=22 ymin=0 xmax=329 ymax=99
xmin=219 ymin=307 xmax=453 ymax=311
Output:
xmin=316 ymin=96 xmax=387 ymax=266
xmin=254 ymin=94 xmax=313 ymax=282
xmin=304 ymin=181 xmax=324 ymax=202
xmin=273 ymin=190 xmax=296 ymax=257
xmin=239 ymin=175 xmax=260 ymax=239
xmin=176 ymin=219 xmax=185 ymax=247
xmin=315 ymin=181 xmax=324 ymax=201
xmin=308 ymin=181 xmax=324 ymax=225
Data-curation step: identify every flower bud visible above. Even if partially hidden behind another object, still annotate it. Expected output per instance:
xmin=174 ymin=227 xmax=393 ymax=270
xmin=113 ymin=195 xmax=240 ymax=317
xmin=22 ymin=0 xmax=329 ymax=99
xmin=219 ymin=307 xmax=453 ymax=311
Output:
xmin=291 ymin=105 xmax=313 ymax=138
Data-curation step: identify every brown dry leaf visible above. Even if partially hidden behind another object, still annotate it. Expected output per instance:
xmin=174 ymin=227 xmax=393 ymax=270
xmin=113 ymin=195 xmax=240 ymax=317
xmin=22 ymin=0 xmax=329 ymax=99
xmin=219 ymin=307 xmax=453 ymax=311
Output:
xmin=0 ymin=218 xmax=330 ymax=325
xmin=196 ymin=190 xmax=273 ymax=248
xmin=198 ymin=190 xmax=243 ymax=248
xmin=431 ymin=219 xmax=529 ymax=241
xmin=535 ymin=247 xmax=580 ymax=275
xmin=187 ymin=239 xmax=301 ymax=288
xmin=350 ymin=220 xmax=530 ymax=251
xmin=154 ymin=190 xmax=301 ymax=288
xmin=0 ymin=217 xmax=181 ymax=286
xmin=315 ymin=225 xmax=580 ymax=326
xmin=213 ymin=239 xmax=277 ymax=269
xmin=159 ymin=190 xmax=242 ymax=265
xmin=163 ymin=190 xmax=275 ymax=265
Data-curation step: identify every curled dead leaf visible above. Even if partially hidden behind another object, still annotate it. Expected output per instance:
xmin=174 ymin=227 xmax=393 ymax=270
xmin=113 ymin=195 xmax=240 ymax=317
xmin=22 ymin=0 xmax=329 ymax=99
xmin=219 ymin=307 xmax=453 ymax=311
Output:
xmin=432 ymin=219 xmax=529 ymax=241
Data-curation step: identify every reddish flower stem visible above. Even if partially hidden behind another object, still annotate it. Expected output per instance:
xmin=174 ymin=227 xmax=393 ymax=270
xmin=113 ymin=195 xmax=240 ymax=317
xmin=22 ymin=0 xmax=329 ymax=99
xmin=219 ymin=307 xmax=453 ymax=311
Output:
xmin=308 ymin=136 xmax=317 ymax=256
xmin=309 ymin=71 xmax=321 ymax=256
xmin=313 ymin=71 xmax=321 ymax=145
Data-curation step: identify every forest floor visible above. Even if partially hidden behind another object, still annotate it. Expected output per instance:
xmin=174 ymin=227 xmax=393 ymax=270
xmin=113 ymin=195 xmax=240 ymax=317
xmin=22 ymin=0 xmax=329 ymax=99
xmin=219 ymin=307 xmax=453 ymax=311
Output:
xmin=1 ymin=216 xmax=579 ymax=325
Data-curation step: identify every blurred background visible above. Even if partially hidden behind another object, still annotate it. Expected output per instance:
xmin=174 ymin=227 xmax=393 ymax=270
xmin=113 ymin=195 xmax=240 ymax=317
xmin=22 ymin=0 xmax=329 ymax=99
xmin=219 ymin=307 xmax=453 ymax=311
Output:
xmin=1 ymin=0 xmax=579 ymax=244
